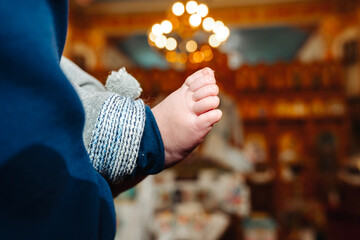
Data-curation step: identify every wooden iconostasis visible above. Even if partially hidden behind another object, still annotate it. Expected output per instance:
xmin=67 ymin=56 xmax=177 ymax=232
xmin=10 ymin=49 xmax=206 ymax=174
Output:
xmin=118 ymin=57 xmax=349 ymax=209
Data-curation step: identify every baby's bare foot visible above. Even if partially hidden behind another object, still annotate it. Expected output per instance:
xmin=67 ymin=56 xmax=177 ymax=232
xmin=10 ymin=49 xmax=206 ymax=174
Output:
xmin=152 ymin=68 xmax=222 ymax=168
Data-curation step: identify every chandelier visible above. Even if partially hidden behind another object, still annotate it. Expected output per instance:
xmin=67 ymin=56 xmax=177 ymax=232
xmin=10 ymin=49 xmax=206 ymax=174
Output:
xmin=148 ymin=1 xmax=230 ymax=66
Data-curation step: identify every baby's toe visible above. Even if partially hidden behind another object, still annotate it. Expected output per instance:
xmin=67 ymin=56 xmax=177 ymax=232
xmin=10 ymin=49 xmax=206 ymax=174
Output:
xmin=192 ymin=84 xmax=219 ymax=102
xmin=193 ymin=96 xmax=220 ymax=115
xmin=196 ymin=109 xmax=222 ymax=129
xmin=185 ymin=67 xmax=215 ymax=86
xmin=188 ymin=75 xmax=216 ymax=93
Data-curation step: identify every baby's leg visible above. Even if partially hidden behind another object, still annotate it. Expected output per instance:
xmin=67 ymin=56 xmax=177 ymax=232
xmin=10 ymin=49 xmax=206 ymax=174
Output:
xmin=152 ymin=68 xmax=222 ymax=168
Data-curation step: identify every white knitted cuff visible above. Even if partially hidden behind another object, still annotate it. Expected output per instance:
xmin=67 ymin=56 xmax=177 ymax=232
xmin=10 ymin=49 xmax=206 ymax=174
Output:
xmin=88 ymin=94 xmax=145 ymax=183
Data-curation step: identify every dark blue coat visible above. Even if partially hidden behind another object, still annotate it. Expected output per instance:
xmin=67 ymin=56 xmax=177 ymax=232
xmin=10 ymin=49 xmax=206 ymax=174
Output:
xmin=0 ymin=0 xmax=163 ymax=239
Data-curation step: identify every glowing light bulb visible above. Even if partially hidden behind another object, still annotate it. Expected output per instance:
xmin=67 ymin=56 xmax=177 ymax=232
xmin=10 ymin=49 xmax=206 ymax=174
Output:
xmin=161 ymin=20 xmax=173 ymax=34
xmin=155 ymin=35 xmax=167 ymax=49
xmin=223 ymin=26 xmax=230 ymax=39
xmin=149 ymin=32 xmax=156 ymax=42
xmin=201 ymin=45 xmax=213 ymax=61
xmin=166 ymin=51 xmax=177 ymax=63
xmin=152 ymin=24 xmax=163 ymax=37
xmin=165 ymin=37 xmax=177 ymax=51
xmin=203 ymin=48 xmax=213 ymax=61
xmin=213 ymin=21 xmax=224 ymax=34
xmin=189 ymin=14 xmax=201 ymax=27
xmin=197 ymin=4 xmax=208 ymax=17
xmin=215 ymin=26 xmax=230 ymax=42
xmin=202 ymin=17 xmax=215 ymax=32
xmin=186 ymin=1 xmax=198 ymax=14
xmin=172 ymin=2 xmax=185 ymax=16
xmin=209 ymin=34 xmax=221 ymax=48
xmin=186 ymin=40 xmax=198 ymax=52
xmin=189 ymin=53 xmax=196 ymax=64
xmin=193 ymin=51 xmax=204 ymax=63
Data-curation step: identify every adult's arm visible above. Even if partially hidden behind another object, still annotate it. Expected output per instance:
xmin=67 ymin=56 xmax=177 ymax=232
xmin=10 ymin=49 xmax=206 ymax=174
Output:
xmin=0 ymin=1 xmax=114 ymax=238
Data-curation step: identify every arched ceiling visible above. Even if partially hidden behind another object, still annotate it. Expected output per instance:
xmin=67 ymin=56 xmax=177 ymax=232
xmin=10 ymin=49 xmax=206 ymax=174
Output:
xmin=69 ymin=0 xmax=331 ymax=69
xmin=86 ymin=0 xmax=322 ymax=14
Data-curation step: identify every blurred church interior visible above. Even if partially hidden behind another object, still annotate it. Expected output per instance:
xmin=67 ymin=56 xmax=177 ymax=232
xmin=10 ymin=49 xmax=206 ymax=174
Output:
xmin=64 ymin=0 xmax=360 ymax=239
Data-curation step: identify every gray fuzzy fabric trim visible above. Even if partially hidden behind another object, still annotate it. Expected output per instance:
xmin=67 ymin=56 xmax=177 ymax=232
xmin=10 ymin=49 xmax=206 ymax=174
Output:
xmin=60 ymin=57 xmax=110 ymax=150
xmin=60 ymin=57 xmax=106 ymax=92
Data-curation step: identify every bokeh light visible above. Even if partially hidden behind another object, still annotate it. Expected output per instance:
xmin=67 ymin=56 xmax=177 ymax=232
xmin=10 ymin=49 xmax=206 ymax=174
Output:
xmin=166 ymin=51 xmax=177 ymax=62
xmin=186 ymin=40 xmax=198 ymax=52
xmin=186 ymin=1 xmax=198 ymax=14
xmin=209 ymin=34 xmax=221 ymax=48
xmin=152 ymin=24 xmax=163 ymax=37
xmin=161 ymin=20 xmax=173 ymax=34
xmin=155 ymin=35 xmax=167 ymax=48
xmin=215 ymin=26 xmax=230 ymax=42
xmin=165 ymin=37 xmax=177 ymax=51
xmin=172 ymin=2 xmax=185 ymax=16
xmin=197 ymin=4 xmax=208 ymax=18
xmin=189 ymin=14 xmax=202 ymax=27
xmin=202 ymin=17 xmax=215 ymax=32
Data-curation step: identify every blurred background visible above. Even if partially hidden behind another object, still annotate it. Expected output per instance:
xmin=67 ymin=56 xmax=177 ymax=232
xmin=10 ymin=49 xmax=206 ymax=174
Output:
xmin=64 ymin=0 xmax=360 ymax=239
